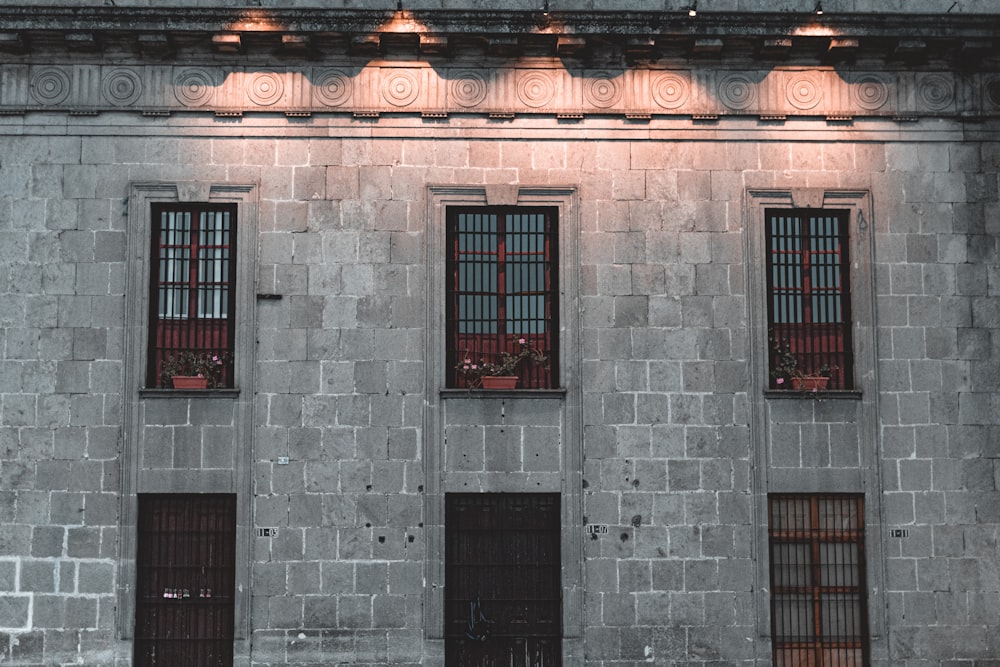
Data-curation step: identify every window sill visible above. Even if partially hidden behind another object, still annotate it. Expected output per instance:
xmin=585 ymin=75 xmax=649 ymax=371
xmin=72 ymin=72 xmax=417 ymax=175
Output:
xmin=139 ymin=388 xmax=241 ymax=399
xmin=441 ymin=387 xmax=567 ymax=399
xmin=763 ymin=389 xmax=862 ymax=400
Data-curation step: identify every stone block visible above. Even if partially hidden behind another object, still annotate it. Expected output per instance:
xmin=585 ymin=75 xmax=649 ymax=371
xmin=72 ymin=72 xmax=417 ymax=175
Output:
xmin=479 ymin=424 xmax=519 ymax=471
xmin=31 ymin=526 xmax=65 ymax=558
xmin=444 ymin=425 xmax=484 ymax=472
xmin=0 ymin=595 xmax=30 ymax=629
xmin=21 ymin=559 xmax=56 ymax=593
xmin=69 ymin=395 xmax=103 ymax=428
xmin=523 ymin=426 xmax=560 ymax=472
xmin=670 ymin=591 xmax=706 ymax=625
xmin=338 ymin=594 xmax=373 ymax=629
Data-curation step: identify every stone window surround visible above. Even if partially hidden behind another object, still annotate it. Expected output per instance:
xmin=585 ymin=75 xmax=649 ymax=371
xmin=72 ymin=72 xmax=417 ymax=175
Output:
xmin=118 ymin=181 xmax=258 ymax=642
xmin=423 ymin=184 xmax=585 ymax=664
xmin=746 ymin=187 xmax=876 ymax=401
xmin=744 ymin=186 xmax=887 ymax=646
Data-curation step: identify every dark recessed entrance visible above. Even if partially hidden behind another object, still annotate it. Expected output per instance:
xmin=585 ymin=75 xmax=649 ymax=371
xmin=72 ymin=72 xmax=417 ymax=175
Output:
xmin=445 ymin=493 xmax=562 ymax=667
xmin=134 ymin=494 xmax=236 ymax=667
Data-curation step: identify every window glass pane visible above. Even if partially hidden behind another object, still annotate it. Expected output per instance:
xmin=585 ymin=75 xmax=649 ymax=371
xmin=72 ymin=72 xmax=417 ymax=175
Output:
xmin=159 ymin=211 xmax=190 ymax=319
xmin=819 ymin=543 xmax=860 ymax=587
xmin=821 ymin=593 xmax=863 ymax=638
xmin=818 ymin=497 xmax=861 ymax=530
xmin=773 ymin=594 xmax=815 ymax=641
xmin=772 ymin=543 xmax=812 ymax=587
xmin=197 ymin=211 xmax=231 ymax=319
xmin=770 ymin=496 xmax=811 ymax=531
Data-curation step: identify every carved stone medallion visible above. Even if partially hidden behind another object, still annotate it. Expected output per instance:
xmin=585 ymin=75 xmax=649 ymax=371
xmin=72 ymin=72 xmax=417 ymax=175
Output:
xmin=517 ymin=71 xmax=555 ymax=108
xmin=450 ymin=70 xmax=488 ymax=108
xmin=103 ymin=68 xmax=143 ymax=106
xmin=174 ymin=68 xmax=215 ymax=107
xmin=247 ymin=71 xmax=284 ymax=106
xmin=31 ymin=68 xmax=71 ymax=105
xmin=651 ymin=72 xmax=690 ymax=110
xmin=313 ymin=68 xmax=353 ymax=107
xmin=584 ymin=73 xmax=622 ymax=108
xmin=719 ymin=73 xmax=757 ymax=111
xmin=382 ymin=70 xmax=420 ymax=107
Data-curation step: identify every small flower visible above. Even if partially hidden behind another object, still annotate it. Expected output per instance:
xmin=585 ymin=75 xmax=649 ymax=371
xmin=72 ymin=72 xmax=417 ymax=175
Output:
xmin=776 ymin=377 xmax=784 ymax=385
xmin=160 ymin=350 xmax=231 ymax=388
xmin=455 ymin=338 xmax=548 ymax=388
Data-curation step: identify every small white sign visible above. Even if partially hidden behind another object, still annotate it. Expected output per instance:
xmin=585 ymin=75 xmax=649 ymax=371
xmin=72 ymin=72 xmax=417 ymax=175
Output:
xmin=586 ymin=524 xmax=609 ymax=534
xmin=257 ymin=527 xmax=278 ymax=538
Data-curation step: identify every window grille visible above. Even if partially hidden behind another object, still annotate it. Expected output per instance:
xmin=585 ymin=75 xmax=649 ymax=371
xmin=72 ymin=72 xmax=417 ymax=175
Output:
xmin=768 ymin=494 xmax=869 ymax=667
xmin=766 ymin=209 xmax=853 ymax=389
xmin=445 ymin=493 xmax=562 ymax=666
xmin=447 ymin=207 xmax=558 ymax=388
xmin=148 ymin=204 xmax=236 ymax=388
xmin=134 ymin=494 xmax=236 ymax=667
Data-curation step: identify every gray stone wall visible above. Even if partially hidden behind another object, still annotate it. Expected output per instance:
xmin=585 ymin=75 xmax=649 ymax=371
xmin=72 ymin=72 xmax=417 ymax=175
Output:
xmin=0 ymin=134 xmax=122 ymax=664
xmin=0 ymin=5 xmax=997 ymax=663
xmin=1 ymin=125 xmax=996 ymax=664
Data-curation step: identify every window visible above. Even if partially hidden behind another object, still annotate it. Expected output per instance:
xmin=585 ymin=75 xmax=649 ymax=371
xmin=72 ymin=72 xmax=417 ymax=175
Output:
xmin=147 ymin=203 xmax=236 ymax=388
xmin=445 ymin=494 xmax=561 ymax=665
xmin=768 ymin=494 xmax=869 ymax=667
xmin=446 ymin=207 xmax=558 ymax=388
xmin=766 ymin=209 xmax=853 ymax=390
xmin=134 ymin=494 xmax=236 ymax=666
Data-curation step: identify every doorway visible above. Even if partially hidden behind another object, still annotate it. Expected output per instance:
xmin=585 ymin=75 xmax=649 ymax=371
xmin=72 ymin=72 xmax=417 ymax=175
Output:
xmin=445 ymin=493 xmax=562 ymax=667
xmin=134 ymin=494 xmax=236 ymax=667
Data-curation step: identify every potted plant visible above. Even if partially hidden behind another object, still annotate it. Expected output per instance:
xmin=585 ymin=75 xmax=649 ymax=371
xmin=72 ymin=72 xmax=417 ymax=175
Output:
xmin=456 ymin=338 xmax=547 ymax=389
xmin=160 ymin=350 xmax=230 ymax=389
xmin=769 ymin=337 xmax=837 ymax=391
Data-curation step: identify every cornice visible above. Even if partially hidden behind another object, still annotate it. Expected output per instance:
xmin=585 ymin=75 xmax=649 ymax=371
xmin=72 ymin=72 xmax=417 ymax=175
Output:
xmin=0 ymin=6 xmax=996 ymax=123
xmin=0 ymin=7 xmax=998 ymax=35
xmin=2 ymin=61 xmax=998 ymax=122
xmin=0 ymin=7 xmax=996 ymax=66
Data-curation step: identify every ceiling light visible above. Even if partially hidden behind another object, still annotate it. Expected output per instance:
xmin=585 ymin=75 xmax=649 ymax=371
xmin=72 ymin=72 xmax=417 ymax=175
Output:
xmin=814 ymin=2 xmax=823 ymax=15
xmin=688 ymin=2 xmax=697 ymax=17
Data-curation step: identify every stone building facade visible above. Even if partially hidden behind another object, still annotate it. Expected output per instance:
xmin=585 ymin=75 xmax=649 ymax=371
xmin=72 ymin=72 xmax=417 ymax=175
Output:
xmin=0 ymin=1 xmax=998 ymax=665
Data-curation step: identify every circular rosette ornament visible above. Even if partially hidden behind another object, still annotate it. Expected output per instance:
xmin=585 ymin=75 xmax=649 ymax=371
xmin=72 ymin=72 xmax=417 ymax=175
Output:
xmin=450 ymin=71 xmax=488 ymax=108
xmin=718 ymin=73 xmax=757 ymax=111
xmin=651 ymin=73 xmax=690 ymax=110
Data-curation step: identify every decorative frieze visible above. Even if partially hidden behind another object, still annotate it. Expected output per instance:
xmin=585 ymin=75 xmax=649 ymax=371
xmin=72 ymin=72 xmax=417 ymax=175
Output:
xmin=1 ymin=62 xmax=997 ymax=120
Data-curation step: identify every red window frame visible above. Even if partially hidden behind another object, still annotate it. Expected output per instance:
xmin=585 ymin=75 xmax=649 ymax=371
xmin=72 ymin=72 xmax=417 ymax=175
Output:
xmin=766 ymin=209 xmax=853 ymax=390
xmin=147 ymin=203 xmax=236 ymax=388
xmin=446 ymin=207 xmax=558 ymax=389
xmin=768 ymin=494 xmax=870 ymax=667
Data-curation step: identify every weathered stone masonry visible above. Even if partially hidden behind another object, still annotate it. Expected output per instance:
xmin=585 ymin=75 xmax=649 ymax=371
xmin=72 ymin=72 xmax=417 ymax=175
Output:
xmin=0 ymin=1 xmax=998 ymax=665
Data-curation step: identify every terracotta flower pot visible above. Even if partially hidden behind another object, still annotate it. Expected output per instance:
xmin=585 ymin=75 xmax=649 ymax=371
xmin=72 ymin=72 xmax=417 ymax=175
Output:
xmin=171 ymin=375 xmax=209 ymax=389
xmin=792 ymin=376 xmax=829 ymax=391
xmin=480 ymin=376 xmax=518 ymax=389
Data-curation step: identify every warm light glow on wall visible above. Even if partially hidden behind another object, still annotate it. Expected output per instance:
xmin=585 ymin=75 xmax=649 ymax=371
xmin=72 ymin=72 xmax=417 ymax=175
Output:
xmin=377 ymin=8 xmax=431 ymax=34
xmin=223 ymin=10 xmax=287 ymax=32
xmin=792 ymin=24 xmax=840 ymax=37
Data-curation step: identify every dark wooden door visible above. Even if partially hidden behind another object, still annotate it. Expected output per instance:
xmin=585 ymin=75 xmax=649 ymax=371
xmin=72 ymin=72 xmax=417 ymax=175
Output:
xmin=445 ymin=493 xmax=562 ymax=667
xmin=134 ymin=494 xmax=236 ymax=667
